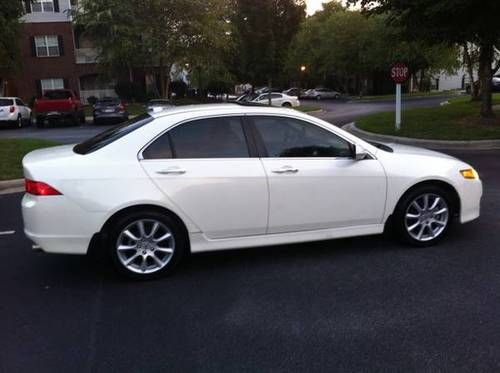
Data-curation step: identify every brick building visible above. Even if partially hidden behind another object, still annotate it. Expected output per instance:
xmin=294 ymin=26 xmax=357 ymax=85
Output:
xmin=1 ymin=0 xmax=117 ymax=104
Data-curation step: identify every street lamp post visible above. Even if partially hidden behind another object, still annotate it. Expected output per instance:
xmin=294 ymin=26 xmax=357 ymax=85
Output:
xmin=299 ymin=65 xmax=306 ymax=98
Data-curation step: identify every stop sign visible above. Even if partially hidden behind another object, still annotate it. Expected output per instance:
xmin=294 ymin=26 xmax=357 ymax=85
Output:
xmin=390 ymin=63 xmax=409 ymax=84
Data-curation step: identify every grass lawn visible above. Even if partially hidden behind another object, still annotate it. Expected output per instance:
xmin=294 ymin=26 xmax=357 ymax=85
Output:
xmin=296 ymin=105 xmax=321 ymax=113
xmin=351 ymin=90 xmax=462 ymax=101
xmin=0 ymin=139 xmax=61 ymax=181
xmin=356 ymin=94 xmax=500 ymax=140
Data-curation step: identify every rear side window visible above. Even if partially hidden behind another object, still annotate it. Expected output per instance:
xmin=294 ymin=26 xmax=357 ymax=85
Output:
xmin=74 ymin=114 xmax=153 ymax=155
xmin=250 ymin=116 xmax=353 ymax=158
xmin=0 ymin=99 xmax=14 ymax=106
xmin=142 ymin=116 xmax=249 ymax=159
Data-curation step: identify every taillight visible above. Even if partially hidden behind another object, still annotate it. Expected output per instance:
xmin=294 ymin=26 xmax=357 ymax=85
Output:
xmin=25 ymin=179 xmax=62 ymax=196
xmin=10 ymin=106 xmax=15 ymax=113
xmin=118 ymin=104 xmax=125 ymax=112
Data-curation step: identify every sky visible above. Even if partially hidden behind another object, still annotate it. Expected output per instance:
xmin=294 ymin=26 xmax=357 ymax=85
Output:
xmin=305 ymin=0 xmax=333 ymax=15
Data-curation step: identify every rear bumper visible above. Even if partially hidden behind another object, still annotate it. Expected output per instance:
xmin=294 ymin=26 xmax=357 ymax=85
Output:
xmin=21 ymin=193 xmax=105 ymax=255
xmin=94 ymin=112 xmax=128 ymax=120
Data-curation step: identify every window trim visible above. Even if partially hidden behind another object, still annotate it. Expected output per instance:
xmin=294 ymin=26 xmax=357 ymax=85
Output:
xmin=246 ymin=114 xmax=357 ymax=159
xmin=138 ymin=114 xmax=257 ymax=161
xmin=31 ymin=0 xmax=55 ymax=12
xmin=34 ymin=35 xmax=60 ymax=57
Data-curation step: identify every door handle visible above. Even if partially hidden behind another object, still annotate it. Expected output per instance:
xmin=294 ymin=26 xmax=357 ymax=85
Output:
xmin=271 ymin=166 xmax=299 ymax=174
xmin=156 ymin=167 xmax=186 ymax=175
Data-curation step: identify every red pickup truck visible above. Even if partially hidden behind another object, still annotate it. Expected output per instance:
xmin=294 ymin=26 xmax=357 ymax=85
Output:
xmin=34 ymin=89 xmax=86 ymax=128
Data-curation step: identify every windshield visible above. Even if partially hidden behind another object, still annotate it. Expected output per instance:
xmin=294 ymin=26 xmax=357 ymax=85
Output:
xmin=0 ymin=99 xmax=14 ymax=106
xmin=73 ymin=114 xmax=154 ymax=155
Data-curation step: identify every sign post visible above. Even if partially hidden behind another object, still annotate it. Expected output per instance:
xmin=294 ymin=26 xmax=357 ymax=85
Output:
xmin=390 ymin=63 xmax=409 ymax=131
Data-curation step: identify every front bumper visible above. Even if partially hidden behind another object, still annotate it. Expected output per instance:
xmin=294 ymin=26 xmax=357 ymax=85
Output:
xmin=458 ymin=179 xmax=482 ymax=224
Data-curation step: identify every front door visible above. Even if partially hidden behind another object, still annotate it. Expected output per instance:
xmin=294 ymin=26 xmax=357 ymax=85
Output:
xmin=248 ymin=115 xmax=387 ymax=234
xmin=140 ymin=116 xmax=268 ymax=239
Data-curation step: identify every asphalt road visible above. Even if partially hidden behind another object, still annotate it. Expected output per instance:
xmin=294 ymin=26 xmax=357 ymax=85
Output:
xmin=0 ymin=96 xmax=452 ymax=143
xmin=1 ymin=148 xmax=500 ymax=372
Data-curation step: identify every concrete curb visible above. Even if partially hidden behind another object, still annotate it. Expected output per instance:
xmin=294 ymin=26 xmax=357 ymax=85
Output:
xmin=0 ymin=179 xmax=24 ymax=195
xmin=343 ymin=122 xmax=500 ymax=150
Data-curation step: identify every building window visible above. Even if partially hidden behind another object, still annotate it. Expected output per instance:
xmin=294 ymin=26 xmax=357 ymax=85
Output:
xmin=41 ymin=78 xmax=65 ymax=92
xmin=34 ymin=36 xmax=60 ymax=57
xmin=31 ymin=0 xmax=55 ymax=12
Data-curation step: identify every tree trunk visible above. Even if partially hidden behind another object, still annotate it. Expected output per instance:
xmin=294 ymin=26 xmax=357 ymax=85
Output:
xmin=463 ymin=43 xmax=479 ymax=101
xmin=478 ymin=43 xmax=494 ymax=118
xmin=159 ymin=56 xmax=166 ymax=99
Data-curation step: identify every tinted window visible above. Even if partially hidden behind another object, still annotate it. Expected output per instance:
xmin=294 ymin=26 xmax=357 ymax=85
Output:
xmin=0 ymin=99 xmax=14 ymax=106
xmin=43 ymin=90 xmax=72 ymax=100
xmin=251 ymin=116 xmax=353 ymax=158
xmin=74 ymin=114 xmax=153 ymax=155
xmin=142 ymin=133 xmax=173 ymax=159
xmin=169 ymin=117 xmax=249 ymax=158
xmin=271 ymin=93 xmax=281 ymax=99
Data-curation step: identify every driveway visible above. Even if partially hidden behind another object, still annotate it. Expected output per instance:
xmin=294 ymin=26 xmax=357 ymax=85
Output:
xmin=0 ymin=96 xmax=452 ymax=144
xmin=0 ymin=148 xmax=498 ymax=372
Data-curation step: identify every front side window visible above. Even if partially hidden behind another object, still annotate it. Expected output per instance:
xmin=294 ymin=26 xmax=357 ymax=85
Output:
xmin=143 ymin=117 xmax=249 ymax=159
xmin=31 ymin=0 xmax=54 ymax=12
xmin=35 ymin=36 xmax=60 ymax=57
xmin=251 ymin=116 xmax=353 ymax=158
xmin=40 ymin=78 xmax=64 ymax=93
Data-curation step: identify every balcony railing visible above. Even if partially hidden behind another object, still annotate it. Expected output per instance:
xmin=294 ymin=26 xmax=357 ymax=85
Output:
xmin=75 ymin=48 xmax=98 ymax=64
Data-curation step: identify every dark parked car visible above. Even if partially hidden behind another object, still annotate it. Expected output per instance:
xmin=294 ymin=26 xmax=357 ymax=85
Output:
xmin=93 ymin=98 xmax=129 ymax=124
xmin=493 ymin=76 xmax=500 ymax=92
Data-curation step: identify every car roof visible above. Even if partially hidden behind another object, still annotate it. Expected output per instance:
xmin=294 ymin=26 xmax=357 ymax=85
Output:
xmin=149 ymin=103 xmax=299 ymax=119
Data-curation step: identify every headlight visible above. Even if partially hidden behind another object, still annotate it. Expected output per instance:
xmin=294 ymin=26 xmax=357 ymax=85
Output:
xmin=460 ymin=168 xmax=479 ymax=180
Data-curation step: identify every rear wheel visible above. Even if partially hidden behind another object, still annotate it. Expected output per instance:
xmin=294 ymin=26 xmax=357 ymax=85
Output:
xmin=36 ymin=116 xmax=45 ymax=128
xmin=393 ymin=185 xmax=453 ymax=246
xmin=282 ymin=102 xmax=292 ymax=107
xmin=17 ymin=115 xmax=22 ymax=128
xmin=107 ymin=211 xmax=187 ymax=279
xmin=316 ymin=95 xmax=322 ymax=100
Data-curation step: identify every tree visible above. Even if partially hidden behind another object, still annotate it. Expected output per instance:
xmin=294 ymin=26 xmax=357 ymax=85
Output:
xmin=73 ymin=0 xmax=229 ymax=98
xmin=348 ymin=0 xmax=500 ymax=118
xmin=0 ymin=1 xmax=25 ymax=72
xmin=287 ymin=6 xmax=459 ymax=94
xmin=229 ymin=0 xmax=306 ymax=88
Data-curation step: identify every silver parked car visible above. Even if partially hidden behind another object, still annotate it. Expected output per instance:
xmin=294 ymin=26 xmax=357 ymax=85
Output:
xmin=145 ymin=99 xmax=174 ymax=113
xmin=306 ymin=88 xmax=341 ymax=100
xmin=0 ymin=97 xmax=32 ymax=128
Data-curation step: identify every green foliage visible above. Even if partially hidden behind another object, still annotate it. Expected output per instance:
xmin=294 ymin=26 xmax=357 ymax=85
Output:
xmin=0 ymin=1 xmax=25 ymax=72
xmin=356 ymin=95 xmax=500 ymax=140
xmin=229 ymin=0 xmax=306 ymax=86
xmin=287 ymin=6 xmax=459 ymax=91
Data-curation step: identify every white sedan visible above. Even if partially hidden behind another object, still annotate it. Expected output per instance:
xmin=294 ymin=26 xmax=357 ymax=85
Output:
xmin=22 ymin=104 xmax=482 ymax=279
xmin=252 ymin=93 xmax=300 ymax=107
xmin=0 ymin=97 xmax=32 ymax=128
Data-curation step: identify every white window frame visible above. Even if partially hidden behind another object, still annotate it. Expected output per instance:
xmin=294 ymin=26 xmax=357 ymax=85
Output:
xmin=41 ymin=78 xmax=65 ymax=93
xmin=31 ymin=0 xmax=55 ymax=12
xmin=34 ymin=35 xmax=60 ymax=57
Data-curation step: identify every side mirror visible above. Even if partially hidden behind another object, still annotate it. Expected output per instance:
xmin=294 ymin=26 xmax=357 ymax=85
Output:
xmin=354 ymin=145 xmax=369 ymax=161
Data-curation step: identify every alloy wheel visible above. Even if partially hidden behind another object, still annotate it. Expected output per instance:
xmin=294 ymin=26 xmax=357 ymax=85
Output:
xmin=404 ymin=193 xmax=449 ymax=242
xmin=116 ymin=219 xmax=175 ymax=274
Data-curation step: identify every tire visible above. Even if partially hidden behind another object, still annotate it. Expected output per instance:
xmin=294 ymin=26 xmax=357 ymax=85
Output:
xmin=392 ymin=185 xmax=453 ymax=247
xmin=282 ymin=102 xmax=292 ymax=107
xmin=334 ymin=94 xmax=340 ymax=99
xmin=316 ymin=95 xmax=322 ymax=100
xmin=36 ymin=116 xmax=45 ymax=129
xmin=107 ymin=210 xmax=188 ymax=280
xmin=17 ymin=115 xmax=22 ymax=128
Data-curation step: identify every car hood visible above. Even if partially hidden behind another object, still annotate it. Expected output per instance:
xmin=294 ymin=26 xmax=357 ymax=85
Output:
xmin=383 ymin=143 xmax=456 ymax=160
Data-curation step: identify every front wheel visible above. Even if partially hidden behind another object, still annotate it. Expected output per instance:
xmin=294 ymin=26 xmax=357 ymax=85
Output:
xmin=107 ymin=211 xmax=187 ymax=279
xmin=393 ymin=186 xmax=452 ymax=246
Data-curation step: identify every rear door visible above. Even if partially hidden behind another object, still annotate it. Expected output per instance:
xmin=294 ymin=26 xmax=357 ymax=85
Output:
xmin=249 ymin=115 xmax=387 ymax=234
xmin=140 ymin=115 xmax=268 ymax=239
